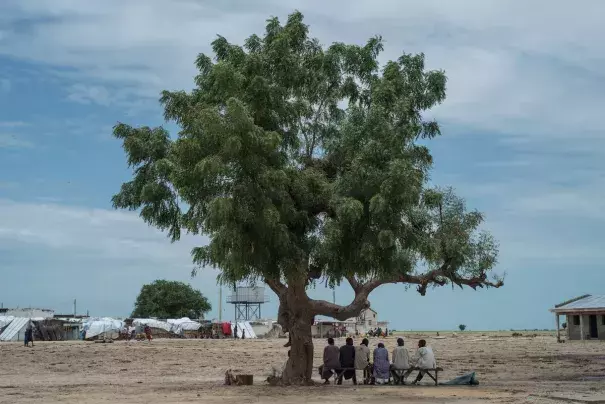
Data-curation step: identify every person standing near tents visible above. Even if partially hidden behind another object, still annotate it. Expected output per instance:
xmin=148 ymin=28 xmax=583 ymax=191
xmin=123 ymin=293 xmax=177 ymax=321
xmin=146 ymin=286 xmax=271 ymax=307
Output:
xmin=233 ymin=323 xmax=238 ymax=339
xmin=24 ymin=321 xmax=34 ymax=347
xmin=144 ymin=325 xmax=152 ymax=342
xmin=23 ymin=324 xmax=30 ymax=347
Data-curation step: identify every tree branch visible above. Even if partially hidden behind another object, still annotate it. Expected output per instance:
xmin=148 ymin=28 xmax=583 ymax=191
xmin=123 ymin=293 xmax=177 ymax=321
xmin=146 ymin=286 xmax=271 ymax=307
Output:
xmin=265 ymin=277 xmax=287 ymax=296
xmin=362 ymin=264 xmax=504 ymax=297
xmin=345 ymin=275 xmax=361 ymax=293
xmin=309 ymin=290 xmax=371 ymax=321
xmin=310 ymin=264 xmax=503 ymax=321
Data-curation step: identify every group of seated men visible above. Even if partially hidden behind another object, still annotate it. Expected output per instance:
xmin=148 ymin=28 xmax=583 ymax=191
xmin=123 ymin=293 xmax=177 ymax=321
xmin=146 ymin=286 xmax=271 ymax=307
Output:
xmin=318 ymin=337 xmax=436 ymax=385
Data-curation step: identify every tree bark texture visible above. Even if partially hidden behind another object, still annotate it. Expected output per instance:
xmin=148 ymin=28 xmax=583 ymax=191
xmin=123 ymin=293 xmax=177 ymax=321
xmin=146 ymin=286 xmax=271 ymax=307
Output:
xmin=278 ymin=276 xmax=315 ymax=385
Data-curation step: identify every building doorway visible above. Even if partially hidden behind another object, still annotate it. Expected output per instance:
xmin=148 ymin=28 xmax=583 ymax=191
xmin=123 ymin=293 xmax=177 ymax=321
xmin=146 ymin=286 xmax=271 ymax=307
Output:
xmin=589 ymin=315 xmax=599 ymax=339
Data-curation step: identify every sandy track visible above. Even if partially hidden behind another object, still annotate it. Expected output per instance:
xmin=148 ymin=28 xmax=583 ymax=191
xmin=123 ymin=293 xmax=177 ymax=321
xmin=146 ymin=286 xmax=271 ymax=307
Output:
xmin=1 ymin=332 xmax=604 ymax=403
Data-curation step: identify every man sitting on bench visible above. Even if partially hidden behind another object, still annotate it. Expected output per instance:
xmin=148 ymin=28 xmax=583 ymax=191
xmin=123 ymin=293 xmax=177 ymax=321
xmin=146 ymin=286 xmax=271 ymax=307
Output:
xmin=319 ymin=337 xmax=341 ymax=384
xmin=410 ymin=339 xmax=436 ymax=385
xmin=390 ymin=337 xmax=410 ymax=384
xmin=338 ymin=337 xmax=357 ymax=385
xmin=373 ymin=342 xmax=390 ymax=385
xmin=355 ymin=338 xmax=371 ymax=384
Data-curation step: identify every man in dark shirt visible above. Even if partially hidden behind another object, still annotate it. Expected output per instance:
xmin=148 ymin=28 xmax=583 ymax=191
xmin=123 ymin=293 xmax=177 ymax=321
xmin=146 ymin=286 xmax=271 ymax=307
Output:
xmin=338 ymin=337 xmax=357 ymax=385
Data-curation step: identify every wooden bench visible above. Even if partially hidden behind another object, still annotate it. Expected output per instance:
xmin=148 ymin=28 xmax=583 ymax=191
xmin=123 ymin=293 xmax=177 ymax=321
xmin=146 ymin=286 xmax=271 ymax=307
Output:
xmin=391 ymin=367 xmax=443 ymax=386
xmin=334 ymin=365 xmax=375 ymax=385
xmin=318 ymin=366 xmax=362 ymax=385
xmin=332 ymin=368 xmax=357 ymax=385
xmin=321 ymin=365 xmax=443 ymax=386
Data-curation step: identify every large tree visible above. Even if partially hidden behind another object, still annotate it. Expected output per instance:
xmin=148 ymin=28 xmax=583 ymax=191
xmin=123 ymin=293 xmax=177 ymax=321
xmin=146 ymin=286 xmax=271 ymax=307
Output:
xmin=131 ymin=280 xmax=212 ymax=319
xmin=113 ymin=11 xmax=502 ymax=384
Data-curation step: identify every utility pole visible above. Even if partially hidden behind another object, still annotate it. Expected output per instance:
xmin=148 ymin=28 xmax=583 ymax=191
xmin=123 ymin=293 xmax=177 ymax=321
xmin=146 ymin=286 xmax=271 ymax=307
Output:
xmin=218 ymin=287 xmax=223 ymax=322
xmin=73 ymin=299 xmax=77 ymax=316
xmin=332 ymin=289 xmax=337 ymax=336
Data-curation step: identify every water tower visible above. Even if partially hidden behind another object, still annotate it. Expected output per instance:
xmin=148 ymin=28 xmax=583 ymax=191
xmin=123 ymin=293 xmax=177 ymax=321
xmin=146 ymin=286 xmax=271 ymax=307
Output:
xmin=227 ymin=286 xmax=269 ymax=321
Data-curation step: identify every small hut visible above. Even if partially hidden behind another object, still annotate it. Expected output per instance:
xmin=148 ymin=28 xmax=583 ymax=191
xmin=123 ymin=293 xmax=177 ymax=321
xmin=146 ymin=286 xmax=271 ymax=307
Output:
xmin=551 ymin=295 xmax=605 ymax=341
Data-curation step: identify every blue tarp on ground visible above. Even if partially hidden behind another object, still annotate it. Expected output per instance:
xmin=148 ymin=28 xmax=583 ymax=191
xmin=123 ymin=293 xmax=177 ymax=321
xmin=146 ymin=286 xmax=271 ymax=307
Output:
xmin=439 ymin=371 xmax=479 ymax=385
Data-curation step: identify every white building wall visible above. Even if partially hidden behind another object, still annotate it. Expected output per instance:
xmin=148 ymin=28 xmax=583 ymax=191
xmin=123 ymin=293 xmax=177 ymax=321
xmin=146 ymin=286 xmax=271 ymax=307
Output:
xmin=354 ymin=309 xmax=379 ymax=335
xmin=565 ymin=313 xmax=605 ymax=340
xmin=3 ymin=308 xmax=54 ymax=319
xmin=311 ymin=309 xmax=383 ymax=337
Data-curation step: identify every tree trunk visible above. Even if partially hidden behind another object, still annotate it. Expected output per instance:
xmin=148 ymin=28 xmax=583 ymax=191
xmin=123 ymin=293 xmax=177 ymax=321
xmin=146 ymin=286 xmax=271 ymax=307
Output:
xmin=279 ymin=275 xmax=315 ymax=385
xmin=281 ymin=315 xmax=314 ymax=385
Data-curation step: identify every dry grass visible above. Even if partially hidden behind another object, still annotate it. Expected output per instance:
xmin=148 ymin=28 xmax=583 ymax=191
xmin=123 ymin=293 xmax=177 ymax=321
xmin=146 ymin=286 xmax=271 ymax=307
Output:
xmin=1 ymin=332 xmax=604 ymax=403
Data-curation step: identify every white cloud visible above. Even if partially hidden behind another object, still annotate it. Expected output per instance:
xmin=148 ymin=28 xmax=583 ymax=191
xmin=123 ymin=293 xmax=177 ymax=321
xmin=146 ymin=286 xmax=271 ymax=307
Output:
xmin=1 ymin=0 xmax=604 ymax=141
xmin=66 ymin=84 xmax=112 ymax=106
xmin=0 ymin=1 xmax=602 ymax=242
xmin=0 ymin=198 xmax=226 ymax=317
xmin=512 ymin=191 xmax=605 ymax=220
xmin=0 ymin=121 xmax=28 ymax=128
xmin=0 ymin=198 xmax=208 ymax=262
xmin=0 ymin=199 xmax=224 ymax=318
xmin=0 ymin=133 xmax=34 ymax=148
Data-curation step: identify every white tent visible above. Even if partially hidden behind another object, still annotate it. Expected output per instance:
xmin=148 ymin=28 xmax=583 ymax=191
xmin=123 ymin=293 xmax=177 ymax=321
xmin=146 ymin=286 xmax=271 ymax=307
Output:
xmin=0 ymin=316 xmax=14 ymax=330
xmin=242 ymin=321 xmax=257 ymax=338
xmin=231 ymin=321 xmax=257 ymax=339
xmin=132 ymin=318 xmax=173 ymax=333
xmin=167 ymin=317 xmax=201 ymax=334
xmin=0 ymin=318 xmax=33 ymax=341
xmin=83 ymin=317 xmax=123 ymax=340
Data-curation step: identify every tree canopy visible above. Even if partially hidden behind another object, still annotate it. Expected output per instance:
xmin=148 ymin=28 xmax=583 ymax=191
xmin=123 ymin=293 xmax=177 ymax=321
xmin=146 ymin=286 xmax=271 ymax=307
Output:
xmin=113 ymin=10 xmax=502 ymax=382
xmin=131 ymin=280 xmax=211 ymax=319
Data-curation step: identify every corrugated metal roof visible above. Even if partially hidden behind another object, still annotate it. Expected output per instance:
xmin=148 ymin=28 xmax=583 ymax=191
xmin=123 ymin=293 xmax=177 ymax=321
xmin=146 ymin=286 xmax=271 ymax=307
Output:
xmin=554 ymin=295 xmax=605 ymax=311
xmin=0 ymin=317 xmax=30 ymax=341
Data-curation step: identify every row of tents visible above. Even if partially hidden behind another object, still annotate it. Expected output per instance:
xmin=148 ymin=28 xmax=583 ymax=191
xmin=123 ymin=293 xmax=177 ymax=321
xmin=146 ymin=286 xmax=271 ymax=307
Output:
xmin=82 ymin=317 xmax=209 ymax=339
xmin=0 ymin=315 xmax=258 ymax=341
xmin=83 ymin=317 xmax=257 ymax=340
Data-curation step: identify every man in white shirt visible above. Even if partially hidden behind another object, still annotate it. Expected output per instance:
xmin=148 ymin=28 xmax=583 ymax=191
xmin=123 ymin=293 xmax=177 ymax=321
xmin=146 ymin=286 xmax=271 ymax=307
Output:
xmin=410 ymin=339 xmax=436 ymax=385
xmin=390 ymin=337 xmax=410 ymax=383
xmin=354 ymin=338 xmax=371 ymax=384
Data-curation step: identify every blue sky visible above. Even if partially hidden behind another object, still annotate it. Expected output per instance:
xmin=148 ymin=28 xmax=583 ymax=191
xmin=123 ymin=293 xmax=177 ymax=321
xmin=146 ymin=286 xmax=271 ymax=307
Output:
xmin=1 ymin=0 xmax=604 ymax=330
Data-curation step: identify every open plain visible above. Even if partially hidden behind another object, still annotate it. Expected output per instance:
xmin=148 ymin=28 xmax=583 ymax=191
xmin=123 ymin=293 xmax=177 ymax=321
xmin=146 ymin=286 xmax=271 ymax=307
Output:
xmin=1 ymin=332 xmax=604 ymax=404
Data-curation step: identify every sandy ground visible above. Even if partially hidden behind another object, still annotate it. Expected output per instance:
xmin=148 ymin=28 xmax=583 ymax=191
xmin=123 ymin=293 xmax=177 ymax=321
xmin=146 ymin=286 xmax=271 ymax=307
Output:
xmin=1 ymin=332 xmax=605 ymax=403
